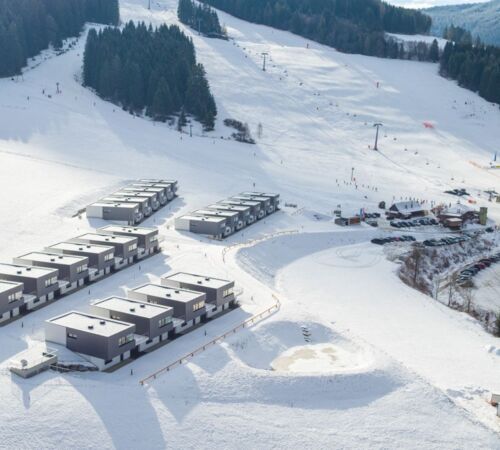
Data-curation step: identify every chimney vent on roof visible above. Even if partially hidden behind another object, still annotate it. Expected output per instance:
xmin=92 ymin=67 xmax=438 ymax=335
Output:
xmin=88 ymin=325 xmax=94 ymax=330
xmin=140 ymin=304 xmax=145 ymax=308
xmin=130 ymin=308 xmax=135 ymax=312
xmin=50 ymin=258 xmax=55 ymax=262
xmin=100 ymin=320 xmax=105 ymax=325
xmin=26 ymin=267 xmax=31 ymax=271
xmin=16 ymin=270 xmax=22 ymax=275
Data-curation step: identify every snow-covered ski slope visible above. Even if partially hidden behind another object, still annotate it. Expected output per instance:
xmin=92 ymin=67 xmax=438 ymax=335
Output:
xmin=0 ymin=0 xmax=499 ymax=447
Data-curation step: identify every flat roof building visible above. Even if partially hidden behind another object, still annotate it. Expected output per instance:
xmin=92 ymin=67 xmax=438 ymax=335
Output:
xmin=132 ymin=183 xmax=173 ymax=202
xmin=90 ymin=296 xmax=173 ymax=349
xmin=0 ymin=280 xmax=24 ymax=323
xmin=123 ymin=187 xmax=166 ymax=206
xmin=128 ymin=283 xmax=206 ymax=324
xmin=70 ymin=233 xmax=138 ymax=262
xmin=240 ymin=192 xmax=280 ymax=209
xmin=208 ymin=203 xmax=253 ymax=225
xmin=175 ymin=215 xmax=232 ymax=239
xmin=86 ymin=202 xmax=143 ymax=225
xmin=114 ymin=190 xmax=160 ymax=211
xmin=231 ymin=196 xmax=271 ymax=216
xmin=45 ymin=311 xmax=136 ymax=370
xmin=97 ymin=225 xmax=159 ymax=257
xmin=0 ymin=263 xmax=59 ymax=308
xmin=219 ymin=199 xmax=264 ymax=221
xmin=46 ymin=242 xmax=114 ymax=281
xmin=102 ymin=196 xmax=152 ymax=217
xmin=192 ymin=209 xmax=244 ymax=231
xmin=139 ymin=179 xmax=178 ymax=195
xmin=13 ymin=252 xmax=89 ymax=294
xmin=161 ymin=272 xmax=235 ymax=309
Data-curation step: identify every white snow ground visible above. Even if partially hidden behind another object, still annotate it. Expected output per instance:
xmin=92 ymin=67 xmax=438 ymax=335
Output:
xmin=0 ymin=0 xmax=500 ymax=447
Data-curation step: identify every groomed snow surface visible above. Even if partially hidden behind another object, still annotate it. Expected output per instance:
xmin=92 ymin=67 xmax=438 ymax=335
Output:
xmin=0 ymin=0 xmax=500 ymax=447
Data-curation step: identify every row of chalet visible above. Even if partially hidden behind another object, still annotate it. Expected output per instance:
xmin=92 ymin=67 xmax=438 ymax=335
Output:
xmin=86 ymin=179 xmax=178 ymax=225
xmin=43 ymin=272 xmax=236 ymax=371
xmin=0 ymin=226 xmax=160 ymax=324
xmin=175 ymin=192 xmax=280 ymax=239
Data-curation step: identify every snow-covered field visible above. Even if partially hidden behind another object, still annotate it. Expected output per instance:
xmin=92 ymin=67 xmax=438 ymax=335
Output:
xmin=1 ymin=0 xmax=500 ymax=447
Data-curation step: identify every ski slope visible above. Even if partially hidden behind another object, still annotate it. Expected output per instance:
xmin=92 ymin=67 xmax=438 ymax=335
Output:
xmin=0 ymin=0 xmax=499 ymax=447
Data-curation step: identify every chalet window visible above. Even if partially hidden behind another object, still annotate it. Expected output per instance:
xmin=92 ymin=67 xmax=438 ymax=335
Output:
xmin=223 ymin=287 xmax=234 ymax=298
xmin=77 ymin=264 xmax=88 ymax=273
xmin=158 ymin=317 xmax=171 ymax=328
xmin=150 ymin=235 xmax=158 ymax=242
xmin=8 ymin=292 xmax=21 ymax=303
xmin=193 ymin=301 xmax=205 ymax=312
xmin=128 ymin=243 xmax=137 ymax=252
xmin=118 ymin=334 xmax=134 ymax=346
xmin=104 ymin=253 xmax=114 ymax=261
xmin=68 ymin=333 xmax=77 ymax=339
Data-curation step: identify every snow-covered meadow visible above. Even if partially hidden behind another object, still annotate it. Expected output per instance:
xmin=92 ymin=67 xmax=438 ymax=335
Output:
xmin=0 ymin=0 xmax=499 ymax=447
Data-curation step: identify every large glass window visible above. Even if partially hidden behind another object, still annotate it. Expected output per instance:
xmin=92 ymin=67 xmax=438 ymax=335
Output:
xmin=158 ymin=317 xmax=171 ymax=328
xmin=193 ymin=301 xmax=205 ymax=312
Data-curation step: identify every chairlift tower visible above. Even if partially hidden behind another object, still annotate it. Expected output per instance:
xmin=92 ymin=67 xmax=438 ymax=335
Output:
xmin=373 ymin=122 xmax=383 ymax=151
xmin=261 ymin=52 xmax=269 ymax=72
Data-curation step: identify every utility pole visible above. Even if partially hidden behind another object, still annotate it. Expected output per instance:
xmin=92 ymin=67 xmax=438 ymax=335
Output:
xmin=189 ymin=124 xmax=193 ymax=137
xmin=373 ymin=122 xmax=383 ymax=151
xmin=198 ymin=18 xmax=202 ymax=36
xmin=148 ymin=0 xmax=151 ymax=10
xmin=261 ymin=52 xmax=268 ymax=72
xmin=351 ymin=167 xmax=354 ymax=182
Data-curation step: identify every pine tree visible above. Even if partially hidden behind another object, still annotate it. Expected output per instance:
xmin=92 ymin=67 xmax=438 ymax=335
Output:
xmin=428 ymin=39 xmax=439 ymax=63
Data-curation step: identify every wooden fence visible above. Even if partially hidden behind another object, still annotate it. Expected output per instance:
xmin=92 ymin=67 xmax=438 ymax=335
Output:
xmin=139 ymin=294 xmax=281 ymax=386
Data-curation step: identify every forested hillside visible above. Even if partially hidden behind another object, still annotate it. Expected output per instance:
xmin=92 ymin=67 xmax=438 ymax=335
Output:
xmin=83 ymin=22 xmax=217 ymax=130
xmin=426 ymin=0 xmax=500 ymax=47
xmin=0 ymin=0 xmax=119 ymax=78
xmin=440 ymin=41 xmax=500 ymax=105
xmin=178 ymin=0 xmax=225 ymax=38
xmin=201 ymin=0 xmax=431 ymax=58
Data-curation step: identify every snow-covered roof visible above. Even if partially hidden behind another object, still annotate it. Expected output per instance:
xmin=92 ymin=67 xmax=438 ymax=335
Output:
xmin=390 ymin=201 xmax=426 ymax=213
xmin=442 ymin=203 xmax=476 ymax=216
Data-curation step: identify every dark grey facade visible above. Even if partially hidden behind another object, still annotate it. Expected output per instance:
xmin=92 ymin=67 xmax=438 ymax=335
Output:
xmin=45 ymin=311 xmax=136 ymax=362
xmin=102 ymin=195 xmax=152 ymax=217
xmin=115 ymin=190 xmax=160 ymax=211
xmin=123 ymin=187 xmax=166 ymax=206
xmin=207 ymin=203 xmax=253 ymax=225
xmin=231 ymin=196 xmax=270 ymax=218
xmin=192 ymin=209 xmax=243 ymax=231
xmin=70 ymin=233 xmax=138 ymax=260
xmin=0 ymin=280 xmax=24 ymax=318
xmin=219 ymin=199 xmax=263 ymax=221
xmin=97 ymin=225 xmax=159 ymax=254
xmin=139 ymin=179 xmax=178 ymax=197
xmin=239 ymin=192 xmax=280 ymax=211
xmin=128 ymin=284 xmax=206 ymax=322
xmin=132 ymin=183 xmax=172 ymax=203
xmin=13 ymin=252 xmax=89 ymax=283
xmin=161 ymin=272 xmax=235 ymax=307
xmin=86 ymin=202 xmax=143 ymax=224
xmin=46 ymin=242 xmax=114 ymax=272
xmin=90 ymin=297 xmax=173 ymax=339
xmin=235 ymin=194 xmax=276 ymax=214
xmin=175 ymin=215 xmax=231 ymax=238
xmin=0 ymin=263 xmax=58 ymax=298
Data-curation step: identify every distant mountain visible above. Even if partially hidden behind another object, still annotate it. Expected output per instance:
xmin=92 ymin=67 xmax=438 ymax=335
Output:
xmin=425 ymin=0 xmax=500 ymax=46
